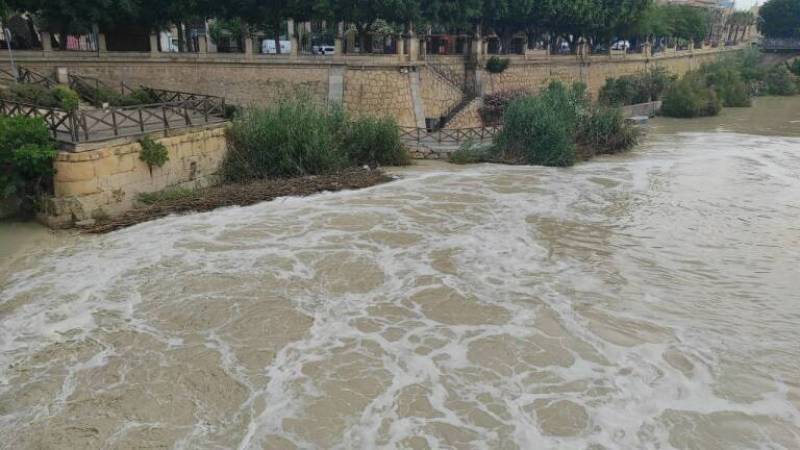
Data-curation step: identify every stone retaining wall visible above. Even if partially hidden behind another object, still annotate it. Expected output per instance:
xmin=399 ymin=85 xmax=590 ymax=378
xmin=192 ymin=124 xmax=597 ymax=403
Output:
xmin=43 ymin=123 xmax=228 ymax=228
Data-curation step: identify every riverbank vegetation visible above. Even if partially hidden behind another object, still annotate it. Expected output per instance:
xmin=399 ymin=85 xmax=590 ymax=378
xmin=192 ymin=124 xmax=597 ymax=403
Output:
xmin=222 ymin=99 xmax=408 ymax=182
xmin=454 ymin=81 xmax=639 ymax=167
xmin=658 ymin=49 xmax=800 ymax=118
xmin=0 ymin=116 xmax=57 ymax=215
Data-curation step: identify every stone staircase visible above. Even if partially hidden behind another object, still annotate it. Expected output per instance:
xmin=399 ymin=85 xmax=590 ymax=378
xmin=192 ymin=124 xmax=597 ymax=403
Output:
xmin=424 ymin=59 xmax=479 ymax=130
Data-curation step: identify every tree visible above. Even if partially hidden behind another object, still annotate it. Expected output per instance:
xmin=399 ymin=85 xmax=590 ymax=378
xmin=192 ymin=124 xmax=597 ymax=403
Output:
xmin=759 ymin=0 xmax=800 ymax=38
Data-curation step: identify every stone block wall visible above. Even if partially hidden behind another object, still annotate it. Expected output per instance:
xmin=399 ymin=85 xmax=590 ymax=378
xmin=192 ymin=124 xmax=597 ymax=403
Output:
xmin=20 ymin=59 xmax=330 ymax=107
xmin=342 ymin=67 xmax=417 ymax=127
xmin=44 ymin=124 xmax=228 ymax=227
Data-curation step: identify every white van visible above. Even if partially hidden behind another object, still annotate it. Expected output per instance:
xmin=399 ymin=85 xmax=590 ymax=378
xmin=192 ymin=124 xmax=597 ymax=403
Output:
xmin=261 ymin=39 xmax=292 ymax=54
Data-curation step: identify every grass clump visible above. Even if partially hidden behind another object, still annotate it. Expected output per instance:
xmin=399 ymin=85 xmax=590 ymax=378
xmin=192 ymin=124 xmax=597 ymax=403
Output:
xmin=449 ymin=140 xmax=491 ymax=164
xmin=0 ymin=116 xmax=57 ymax=213
xmin=479 ymin=89 xmax=530 ymax=126
xmin=137 ymin=186 xmax=194 ymax=205
xmin=222 ymin=99 xmax=409 ymax=182
xmin=661 ymin=72 xmax=722 ymax=118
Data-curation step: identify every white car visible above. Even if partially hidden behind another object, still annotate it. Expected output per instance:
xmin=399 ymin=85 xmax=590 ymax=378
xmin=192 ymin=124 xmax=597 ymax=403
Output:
xmin=611 ymin=40 xmax=631 ymax=51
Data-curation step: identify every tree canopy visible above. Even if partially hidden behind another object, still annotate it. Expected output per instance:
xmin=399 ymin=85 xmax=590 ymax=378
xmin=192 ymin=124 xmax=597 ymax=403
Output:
xmin=759 ymin=0 xmax=800 ymax=38
xmin=6 ymin=0 xmax=719 ymax=49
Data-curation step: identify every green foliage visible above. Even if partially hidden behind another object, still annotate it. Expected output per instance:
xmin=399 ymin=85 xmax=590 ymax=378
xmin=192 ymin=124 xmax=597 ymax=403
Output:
xmin=449 ymin=140 xmax=490 ymax=164
xmin=137 ymin=186 xmax=194 ymax=205
xmin=222 ymin=99 xmax=408 ymax=182
xmin=577 ymin=106 xmax=640 ymax=157
xmin=700 ymin=59 xmax=752 ymax=107
xmin=0 ymin=116 xmax=57 ymax=210
xmin=1 ymin=83 xmax=82 ymax=111
xmin=72 ymin=81 xmax=159 ymax=107
xmin=599 ymin=67 xmax=676 ymax=106
xmin=492 ymin=81 xmax=589 ymax=167
xmin=788 ymin=58 xmax=800 ymax=76
xmin=2 ymin=83 xmax=59 ymax=107
xmin=52 ymin=85 xmax=80 ymax=111
xmin=485 ymin=56 xmax=511 ymax=74
xmin=763 ymin=64 xmax=798 ymax=96
xmin=340 ymin=115 xmax=410 ymax=167
xmin=636 ymin=3 xmax=712 ymax=42
xmin=758 ymin=0 xmax=800 ymax=38
xmin=661 ymin=71 xmax=723 ymax=118
xmin=138 ymin=136 xmax=169 ymax=172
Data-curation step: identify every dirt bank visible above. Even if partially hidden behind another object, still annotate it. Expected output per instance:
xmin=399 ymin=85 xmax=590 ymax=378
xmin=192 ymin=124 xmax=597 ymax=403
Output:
xmin=83 ymin=168 xmax=394 ymax=233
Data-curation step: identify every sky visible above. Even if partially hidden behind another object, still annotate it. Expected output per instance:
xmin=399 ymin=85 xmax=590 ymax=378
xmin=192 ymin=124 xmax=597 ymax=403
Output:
xmin=735 ymin=0 xmax=760 ymax=9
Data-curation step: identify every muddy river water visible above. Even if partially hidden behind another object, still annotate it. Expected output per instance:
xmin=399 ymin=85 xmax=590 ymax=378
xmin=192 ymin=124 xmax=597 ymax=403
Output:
xmin=1 ymin=97 xmax=799 ymax=449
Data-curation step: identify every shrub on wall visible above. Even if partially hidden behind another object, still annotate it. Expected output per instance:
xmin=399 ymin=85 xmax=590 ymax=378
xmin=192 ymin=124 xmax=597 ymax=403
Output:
xmin=139 ymin=135 xmax=169 ymax=173
xmin=789 ymin=59 xmax=800 ymax=76
xmin=485 ymin=56 xmax=511 ymax=74
xmin=0 ymin=116 xmax=57 ymax=212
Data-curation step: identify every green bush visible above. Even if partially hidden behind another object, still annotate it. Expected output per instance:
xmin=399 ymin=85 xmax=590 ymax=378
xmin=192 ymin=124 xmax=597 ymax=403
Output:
xmin=485 ymin=56 xmax=511 ymax=74
xmin=700 ymin=60 xmax=752 ymax=107
xmin=577 ymin=106 xmax=640 ymax=158
xmin=52 ymin=85 xmax=80 ymax=111
xmin=0 ymin=116 xmax=57 ymax=211
xmin=492 ymin=81 xmax=587 ymax=167
xmin=223 ymin=100 xmax=348 ymax=181
xmin=223 ymin=100 xmax=409 ymax=182
xmin=789 ymin=58 xmax=800 ymax=76
xmin=2 ymin=83 xmax=60 ymax=107
xmin=599 ymin=67 xmax=676 ymax=106
xmin=341 ymin=115 xmax=410 ymax=167
xmin=139 ymin=135 xmax=169 ymax=173
xmin=763 ymin=65 xmax=798 ymax=96
xmin=661 ymin=71 xmax=722 ymax=118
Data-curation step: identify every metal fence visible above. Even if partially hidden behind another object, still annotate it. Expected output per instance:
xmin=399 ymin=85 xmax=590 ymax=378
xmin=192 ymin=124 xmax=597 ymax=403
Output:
xmin=400 ymin=125 xmax=500 ymax=145
xmin=0 ymin=94 xmax=226 ymax=145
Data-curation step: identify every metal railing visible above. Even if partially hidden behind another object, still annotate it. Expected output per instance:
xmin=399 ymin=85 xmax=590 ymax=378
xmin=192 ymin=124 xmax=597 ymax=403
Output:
xmin=400 ymin=125 xmax=500 ymax=146
xmin=762 ymin=38 xmax=800 ymax=52
xmin=0 ymin=97 xmax=226 ymax=144
xmin=0 ymin=98 xmax=76 ymax=140
xmin=0 ymin=66 xmax=56 ymax=87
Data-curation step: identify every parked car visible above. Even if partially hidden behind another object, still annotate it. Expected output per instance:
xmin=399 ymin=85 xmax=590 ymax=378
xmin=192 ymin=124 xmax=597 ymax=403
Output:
xmin=611 ymin=40 xmax=631 ymax=51
xmin=312 ymin=45 xmax=336 ymax=56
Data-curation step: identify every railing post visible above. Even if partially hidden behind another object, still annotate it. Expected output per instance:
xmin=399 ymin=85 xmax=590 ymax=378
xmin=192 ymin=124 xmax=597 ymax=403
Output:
xmin=81 ymin=113 xmax=90 ymax=141
xmin=183 ymin=103 xmax=191 ymax=126
xmin=203 ymin=99 xmax=209 ymax=122
xmin=111 ymin=109 xmax=118 ymax=136
xmin=138 ymin=107 xmax=145 ymax=133
xmin=162 ymin=105 xmax=169 ymax=129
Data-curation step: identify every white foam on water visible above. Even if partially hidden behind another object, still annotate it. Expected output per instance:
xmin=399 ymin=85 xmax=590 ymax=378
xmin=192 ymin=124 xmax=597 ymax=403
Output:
xmin=1 ymin=133 xmax=799 ymax=449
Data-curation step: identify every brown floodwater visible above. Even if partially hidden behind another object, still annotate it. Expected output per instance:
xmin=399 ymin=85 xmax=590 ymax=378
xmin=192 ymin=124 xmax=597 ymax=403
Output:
xmin=1 ymin=97 xmax=799 ymax=449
